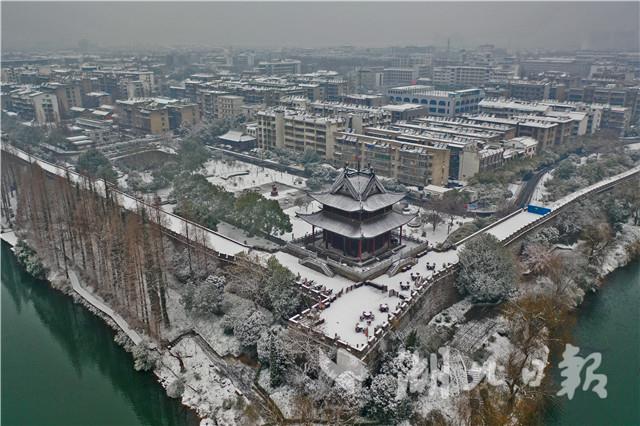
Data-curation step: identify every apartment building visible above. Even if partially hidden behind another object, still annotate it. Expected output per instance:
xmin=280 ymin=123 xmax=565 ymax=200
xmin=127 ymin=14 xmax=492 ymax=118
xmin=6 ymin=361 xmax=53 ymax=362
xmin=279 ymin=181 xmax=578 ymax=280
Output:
xmin=521 ymin=58 xmax=591 ymax=78
xmin=356 ymin=67 xmax=385 ymax=91
xmin=432 ymin=66 xmax=493 ymax=88
xmin=256 ymin=60 xmax=302 ymax=75
xmin=256 ymin=109 xmax=346 ymax=159
xmin=383 ymin=68 xmax=419 ymax=86
xmin=83 ymin=91 xmax=112 ymax=108
xmin=5 ymin=87 xmax=61 ymax=125
xmin=479 ymin=99 xmax=551 ymax=117
xmin=116 ymin=98 xmax=169 ymax=134
xmin=342 ymin=94 xmax=387 ymax=108
xmin=567 ymin=86 xmax=638 ymax=120
xmin=458 ymin=144 xmax=504 ymax=181
xmin=362 ymin=126 xmax=485 ymax=181
xmin=393 ymin=120 xmax=506 ymax=144
xmin=235 ymin=53 xmax=256 ymax=70
xmin=216 ymin=95 xmax=244 ymax=120
xmin=309 ymin=101 xmax=391 ymax=131
xmin=198 ymin=89 xmax=228 ymax=120
xmin=539 ymin=101 xmax=603 ymax=134
xmin=381 ymin=104 xmax=429 ymax=122
xmin=598 ymin=106 xmax=631 ymax=135
xmin=415 ymin=116 xmax=517 ymax=140
xmin=116 ymin=98 xmax=199 ymax=135
xmin=480 ymin=97 xmax=629 ymax=135
xmin=386 ymin=87 xmax=485 ymax=117
xmin=167 ymin=103 xmax=200 ymax=129
xmin=334 ymin=130 xmax=450 ymax=187
xmin=41 ymin=81 xmax=83 ymax=118
xmin=506 ymin=80 xmax=551 ymax=101
xmin=512 ymin=114 xmax=573 ymax=145
xmin=465 ymin=114 xmax=558 ymax=150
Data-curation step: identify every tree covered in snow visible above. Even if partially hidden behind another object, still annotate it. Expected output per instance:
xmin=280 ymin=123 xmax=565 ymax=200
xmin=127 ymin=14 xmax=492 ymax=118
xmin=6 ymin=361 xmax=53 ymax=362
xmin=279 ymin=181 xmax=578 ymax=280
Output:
xmin=233 ymin=192 xmax=292 ymax=237
xmin=321 ymin=379 xmax=364 ymax=423
xmin=182 ymin=275 xmax=226 ymax=316
xmin=522 ymin=242 xmax=560 ymax=277
xmin=456 ymin=234 xmax=517 ymax=303
xmin=170 ymin=247 xmax=218 ymax=284
xmin=526 ymin=226 xmax=561 ymax=246
xmin=424 ymin=210 xmax=444 ymax=232
xmin=166 ymin=376 xmax=185 ymax=399
xmin=262 ymin=257 xmax=302 ymax=321
xmin=365 ymin=373 xmax=410 ymax=422
xmin=381 ymin=350 xmax=416 ymax=379
xmin=131 ymin=341 xmax=159 ymax=371
xmin=14 ymin=239 xmax=46 ymax=279
xmin=256 ymin=327 xmax=288 ymax=387
xmin=233 ymin=309 xmax=268 ymax=349
xmin=268 ymin=332 xmax=286 ymax=387
xmin=581 ymin=222 xmax=613 ymax=263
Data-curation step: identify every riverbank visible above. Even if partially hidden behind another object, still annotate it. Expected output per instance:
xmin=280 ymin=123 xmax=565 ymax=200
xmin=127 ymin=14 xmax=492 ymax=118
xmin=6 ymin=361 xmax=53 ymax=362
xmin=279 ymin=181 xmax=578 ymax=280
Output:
xmin=0 ymin=231 xmax=255 ymax=425
xmin=1 ymin=241 xmax=199 ymax=426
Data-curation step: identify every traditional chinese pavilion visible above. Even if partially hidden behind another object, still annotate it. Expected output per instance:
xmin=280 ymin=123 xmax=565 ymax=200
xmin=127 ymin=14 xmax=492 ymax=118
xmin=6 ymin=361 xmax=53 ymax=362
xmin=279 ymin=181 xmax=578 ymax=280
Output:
xmin=298 ymin=167 xmax=415 ymax=261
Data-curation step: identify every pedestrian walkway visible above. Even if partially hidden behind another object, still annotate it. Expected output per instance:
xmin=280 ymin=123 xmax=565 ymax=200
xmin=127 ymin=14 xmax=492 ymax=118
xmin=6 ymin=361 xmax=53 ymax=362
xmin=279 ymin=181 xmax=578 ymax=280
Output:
xmin=68 ymin=269 xmax=143 ymax=345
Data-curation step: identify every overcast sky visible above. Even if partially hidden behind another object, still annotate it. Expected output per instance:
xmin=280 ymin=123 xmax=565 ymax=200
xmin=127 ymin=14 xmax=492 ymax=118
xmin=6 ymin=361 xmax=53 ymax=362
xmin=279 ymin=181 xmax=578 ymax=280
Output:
xmin=2 ymin=2 xmax=639 ymax=51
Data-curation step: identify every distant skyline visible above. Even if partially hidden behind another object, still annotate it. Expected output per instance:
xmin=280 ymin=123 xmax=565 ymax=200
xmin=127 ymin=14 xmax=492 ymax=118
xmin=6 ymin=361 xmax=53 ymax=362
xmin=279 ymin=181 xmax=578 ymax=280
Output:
xmin=2 ymin=2 xmax=639 ymax=52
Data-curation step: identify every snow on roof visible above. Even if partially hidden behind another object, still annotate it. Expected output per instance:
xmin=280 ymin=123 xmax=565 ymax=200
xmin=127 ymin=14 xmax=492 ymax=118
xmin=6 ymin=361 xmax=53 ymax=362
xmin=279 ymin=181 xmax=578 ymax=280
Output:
xmin=423 ymin=184 xmax=452 ymax=194
xmin=382 ymin=103 xmax=425 ymax=112
xmin=218 ymin=130 xmax=255 ymax=143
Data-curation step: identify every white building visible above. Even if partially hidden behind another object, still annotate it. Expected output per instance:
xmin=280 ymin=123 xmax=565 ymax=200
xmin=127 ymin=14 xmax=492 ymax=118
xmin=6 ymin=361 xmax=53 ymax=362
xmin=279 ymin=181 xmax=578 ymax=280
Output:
xmin=386 ymin=87 xmax=485 ymax=117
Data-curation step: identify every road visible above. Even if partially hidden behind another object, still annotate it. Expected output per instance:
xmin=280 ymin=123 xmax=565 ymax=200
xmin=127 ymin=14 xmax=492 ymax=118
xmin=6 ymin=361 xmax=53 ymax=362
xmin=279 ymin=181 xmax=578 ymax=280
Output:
xmin=512 ymin=166 xmax=550 ymax=210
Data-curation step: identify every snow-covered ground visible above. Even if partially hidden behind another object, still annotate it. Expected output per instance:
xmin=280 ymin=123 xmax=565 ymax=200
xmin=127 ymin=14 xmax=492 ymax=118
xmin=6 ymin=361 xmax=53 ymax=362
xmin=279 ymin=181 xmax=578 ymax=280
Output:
xmin=272 ymin=251 xmax=353 ymax=293
xmin=625 ymin=142 xmax=640 ymax=152
xmin=318 ymin=284 xmax=400 ymax=349
xmin=156 ymin=336 xmax=242 ymax=421
xmin=279 ymin=201 xmax=321 ymax=242
xmin=257 ymin=370 xmax=298 ymax=419
xmin=201 ymin=158 xmax=306 ymax=194
xmin=404 ymin=213 xmax=473 ymax=245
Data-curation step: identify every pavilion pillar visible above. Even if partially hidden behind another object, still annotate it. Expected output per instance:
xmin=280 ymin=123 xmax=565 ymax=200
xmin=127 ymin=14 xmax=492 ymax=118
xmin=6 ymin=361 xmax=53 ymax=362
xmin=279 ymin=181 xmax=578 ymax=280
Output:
xmin=343 ymin=235 xmax=346 ymax=255
xmin=325 ymin=231 xmax=328 ymax=248
xmin=311 ymin=225 xmax=315 ymax=246
xmin=400 ymin=226 xmax=403 ymax=245
xmin=358 ymin=239 xmax=362 ymax=260
xmin=372 ymin=236 xmax=376 ymax=253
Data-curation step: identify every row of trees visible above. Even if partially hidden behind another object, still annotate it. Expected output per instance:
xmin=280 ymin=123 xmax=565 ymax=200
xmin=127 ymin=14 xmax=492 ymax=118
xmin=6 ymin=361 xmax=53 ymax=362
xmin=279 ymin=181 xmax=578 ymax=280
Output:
xmin=5 ymin=157 xmax=171 ymax=337
xmin=171 ymin=172 xmax=292 ymax=236
xmin=544 ymin=150 xmax=638 ymax=201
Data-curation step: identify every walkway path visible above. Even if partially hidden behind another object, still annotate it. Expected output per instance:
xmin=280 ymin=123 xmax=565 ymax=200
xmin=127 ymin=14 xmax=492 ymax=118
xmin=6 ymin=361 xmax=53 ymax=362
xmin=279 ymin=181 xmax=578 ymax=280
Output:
xmin=68 ymin=269 xmax=143 ymax=345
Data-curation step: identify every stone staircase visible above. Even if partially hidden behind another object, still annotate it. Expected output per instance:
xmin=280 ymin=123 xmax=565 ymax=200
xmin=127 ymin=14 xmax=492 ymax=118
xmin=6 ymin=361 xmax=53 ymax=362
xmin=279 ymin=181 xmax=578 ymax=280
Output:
xmin=300 ymin=257 xmax=335 ymax=277
xmin=387 ymin=257 xmax=417 ymax=277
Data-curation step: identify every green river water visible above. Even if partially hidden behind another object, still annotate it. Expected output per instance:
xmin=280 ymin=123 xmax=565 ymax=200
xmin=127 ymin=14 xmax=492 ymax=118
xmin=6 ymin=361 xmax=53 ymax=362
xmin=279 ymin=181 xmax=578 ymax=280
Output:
xmin=1 ymin=242 xmax=198 ymax=426
xmin=545 ymin=259 xmax=640 ymax=426
xmin=1 ymin=240 xmax=638 ymax=426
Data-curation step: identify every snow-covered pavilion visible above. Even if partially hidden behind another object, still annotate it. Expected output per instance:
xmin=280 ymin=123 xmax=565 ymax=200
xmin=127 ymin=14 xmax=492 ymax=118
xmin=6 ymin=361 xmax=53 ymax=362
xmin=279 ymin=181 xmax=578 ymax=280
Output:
xmin=297 ymin=167 xmax=415 ymax=261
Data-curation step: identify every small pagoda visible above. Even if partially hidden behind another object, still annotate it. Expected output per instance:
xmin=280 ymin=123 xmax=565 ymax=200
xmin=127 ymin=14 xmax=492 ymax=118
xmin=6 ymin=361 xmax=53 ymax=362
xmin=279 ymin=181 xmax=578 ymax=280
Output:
xmin=298 ymin=166 xmax=415 ymax=261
